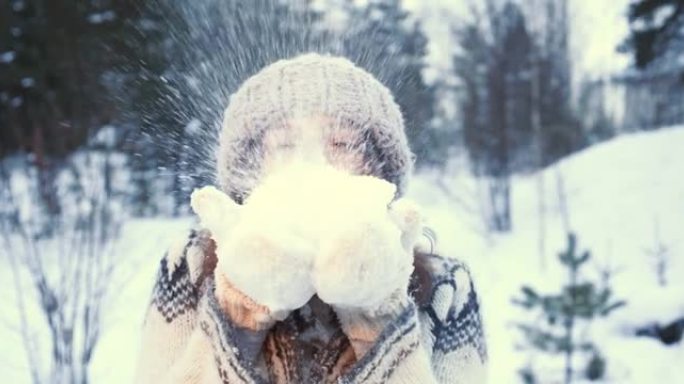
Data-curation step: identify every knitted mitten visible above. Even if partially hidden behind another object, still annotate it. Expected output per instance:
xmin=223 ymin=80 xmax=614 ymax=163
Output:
xmin=191 ymin=185 xmax=316 ymax=321
xmin=314 ymin=194 xmax=424 ymax=357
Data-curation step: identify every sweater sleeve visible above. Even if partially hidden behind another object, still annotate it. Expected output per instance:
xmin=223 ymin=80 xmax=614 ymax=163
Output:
xmin=336 ymin=255 xmax=488 ymax=384
xmin=133 ymin=230 xmax=208 ymax=384
xmin=133 ymin=229 xmax=267 ymax=384
xmin=337 ymin=302 xmax=438 ymax=384
xmin=422 ymin=257 xmax=488 ymax=384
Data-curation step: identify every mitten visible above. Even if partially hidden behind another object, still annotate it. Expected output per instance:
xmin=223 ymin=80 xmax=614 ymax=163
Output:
xmin=190 ymin=185 xmax=316 ymax=318
xmin=313 ymin=178 xmax=422 ymax=309
xmin=311 ymin=177 xmax=424 ymax=356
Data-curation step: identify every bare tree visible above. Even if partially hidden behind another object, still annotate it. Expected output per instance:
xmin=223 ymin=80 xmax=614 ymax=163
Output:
xmin=524 ymin=0 xmax=576 ymax=269
xmin=642 ymin=217 xmax=671 ymax=287
xmin=0 ymin=129 xmax=126 ymax=384
xmin=453 ymin=0 xmax=535 ymax=233
xmin=531 ymin=48 xmax=547 ymax=269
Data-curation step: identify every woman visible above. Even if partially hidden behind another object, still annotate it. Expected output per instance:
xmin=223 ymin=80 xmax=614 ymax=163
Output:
xmin=134 ymin=54 xmax=487 ymax=384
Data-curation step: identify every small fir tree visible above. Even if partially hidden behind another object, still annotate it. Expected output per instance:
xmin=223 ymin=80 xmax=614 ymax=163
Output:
xmin=513 ymin=233 xmax=626 ymax=383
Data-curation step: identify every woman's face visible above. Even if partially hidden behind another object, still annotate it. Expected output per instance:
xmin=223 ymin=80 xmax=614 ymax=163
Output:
xmin=261 ymin=116 xmax=367 ymax=176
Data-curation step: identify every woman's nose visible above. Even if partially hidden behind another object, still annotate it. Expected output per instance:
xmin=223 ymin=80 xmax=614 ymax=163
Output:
xmin=297 ymin=144 xmax=326 ymax=164
xmin=290 ymin=117 xmax=328 ymax=164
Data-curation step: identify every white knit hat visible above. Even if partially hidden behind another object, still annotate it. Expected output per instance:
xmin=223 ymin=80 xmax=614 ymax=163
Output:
xmin=217 ymin=53 xmax=413 ymax=203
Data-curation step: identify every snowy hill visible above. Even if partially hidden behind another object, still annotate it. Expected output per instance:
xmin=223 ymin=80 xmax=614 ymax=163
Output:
xmin=409 ymin=126 xmax=684 ymax=383
xmin=2 ymin=127 xmax=683 ymax=383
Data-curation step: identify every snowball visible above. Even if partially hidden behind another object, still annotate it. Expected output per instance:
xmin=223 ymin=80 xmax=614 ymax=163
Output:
xmin=191 ymin=163 xmax=423 ymax=310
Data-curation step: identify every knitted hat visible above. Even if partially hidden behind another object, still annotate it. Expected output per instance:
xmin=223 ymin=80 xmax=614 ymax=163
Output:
xmin=217 ymin=53 xmax=413 ymax=204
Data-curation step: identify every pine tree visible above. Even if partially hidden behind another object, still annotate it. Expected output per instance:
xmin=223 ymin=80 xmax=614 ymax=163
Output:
xmin=0 ymin=0 xmax=141 ymax=215
xmin=453 ymin=0 xmax=586 ymax=233
xmin=620 ymin=0 xmax=684 ymax=131
xmin=453 ymin=1 xmax=533 ymax=231
xmin=120 ymin=0 xmax=325 ymax=215
xmin=341 ymin=0 xmax=438 ymax=167
xmin=513 ymin=233 xmax=626 ymax=383
xmin=624 ymin=0 xmax=684 ymax=72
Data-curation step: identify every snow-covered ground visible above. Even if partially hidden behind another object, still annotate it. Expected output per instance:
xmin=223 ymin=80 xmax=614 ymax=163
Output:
xmin=2 ymin=126 xmax=683 ymax=383
xmin=415 ymin=126 xmax=684 ymax=383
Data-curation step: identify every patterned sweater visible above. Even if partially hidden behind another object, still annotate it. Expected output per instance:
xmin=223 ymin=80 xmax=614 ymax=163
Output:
xmin=134 ymin=229 xmax=487 ymax=383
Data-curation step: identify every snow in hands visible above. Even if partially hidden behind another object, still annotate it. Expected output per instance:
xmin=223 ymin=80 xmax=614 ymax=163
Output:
xmin=190 ymin=163 xmax=423 ymax=312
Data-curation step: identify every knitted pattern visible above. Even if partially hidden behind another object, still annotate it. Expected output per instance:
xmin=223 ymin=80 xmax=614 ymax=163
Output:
xmin=151 ymin=255 xmax=198 ymax=322
xmin=134 ymin=231 xmax=488 ymax=383
xmin=217 ymin=54 xmax=413 ymax=203
xmin=420 ymin=255 xmax=487 ymax=358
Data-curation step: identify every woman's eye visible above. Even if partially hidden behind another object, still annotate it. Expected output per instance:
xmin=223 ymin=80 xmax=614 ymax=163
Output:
xmin=331 ymin=141 xmax=349 ymax=148
xmin=277 ymin=143 xmax=295 ymax=149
